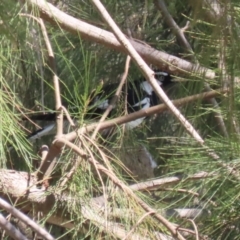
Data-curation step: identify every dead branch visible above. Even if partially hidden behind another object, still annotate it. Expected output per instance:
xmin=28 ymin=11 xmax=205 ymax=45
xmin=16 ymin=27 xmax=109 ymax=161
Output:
xmin=38 ymin=18 xmax=64 ymax=182
xmin=19 ymin=14 xmax=65 ymax=182
xmin=23 ymin=0 xmax=216 ymax=79
xmin=0 ymin=170 xmax=143 ymax=239
xmin=129 ymin=171 xmax=214 ymax=191
xmin=92 ymin=0 xmax=204 ymax=151
xmin=154 ymin=0 xmax=229 ymax=138
xmin=56 ymin=137 xmax=187 ymax=240
xmin=65 ymin=88 xmax=228 ymax=141
xmin=189 ymin=0 xmax=223 ymax=22
xmin=188 ymin=219 xmax=199 ymax=240
xmin=0 ymin=169 xmax=194 ymax=240
xmin=0 ymin=197 xmax=55 ymax=240
xmin=38 ymin=18 xmax=62 ymax=137
xmin=91 ymin=55 xmax=131 ymax=139
xmin=154 ymin=0 xmax=193 ymax=53
xmin=0 ymin=213 xmax=28 ymax=240
xmin=123 ymin=210 xmax=155 ymax=240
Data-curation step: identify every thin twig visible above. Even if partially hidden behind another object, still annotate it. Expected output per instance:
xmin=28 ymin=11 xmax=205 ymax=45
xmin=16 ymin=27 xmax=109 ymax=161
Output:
xmin=35 ymin=145 xmax=49 ymax=174
xmin=56 ymin=137 xmax=187 ymax=240
xmin=181 ymin=21 xmax=191 ymax=32
xmin=84 ymin=134 xmax=116 ymax=172
xmin=65 ymin=88 xmax=228 ymax=141
xmin=187 ymin=219 xmax=199 ymax=240
xmin=154 ymin=0 xmax=229 ymax=138
xmin=59 ymin=132 xmax=117 ymax=187
xmin=129 ymin=171 xmax=214 ymax=191
xmin=91 ymin=0 xmax=203 ymax=147
xmin=91 ymin=56 xmax=131 ymax=139
xmin=158 ymin=187 xmax=217 ymax=206
xmin=123 ymin=210 xmax=155 ymax=240
xmin=0 ymin=213 xmax=28 ymax=240
xmin=59 ymin=156 xmax=82 ymax=187
xmin=154 ymin=0 xmax=193 ymax=53
xmin=80 ymin=138 xmax=109 ymax=231
xmin=38 ymin=18 xmax=63 ymax=137
xmin=19 ymin=14 xmax=64 ymax=182
xmin=60 ymin=105 xmax=75 ymax=127
xmin=0 ymin=198 xmax=55 ymax=240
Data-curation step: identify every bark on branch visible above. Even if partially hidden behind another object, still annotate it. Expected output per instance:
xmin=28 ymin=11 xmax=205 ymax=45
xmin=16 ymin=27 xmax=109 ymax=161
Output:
xmin=0 ymin=169 xmax=144 ymax=239
xmin=0 ymin=169 xmax=202 ymax=239
xmin=23 ymin=0 xmax=216 ymax=79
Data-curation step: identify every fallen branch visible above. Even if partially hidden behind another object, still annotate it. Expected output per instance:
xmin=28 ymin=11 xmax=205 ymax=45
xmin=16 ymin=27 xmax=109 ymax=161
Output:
xmin=0 ymin=169 xmax=195 ymax=240
xmin=129 ymin=171 xmax=214 ymax=191
xmin=56 ymin=137 xmax=187 ymax=240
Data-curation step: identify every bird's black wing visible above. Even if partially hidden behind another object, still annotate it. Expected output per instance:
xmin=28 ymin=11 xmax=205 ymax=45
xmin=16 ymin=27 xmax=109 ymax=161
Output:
xmin=23 ymin=71 xmax=174 ymax=141
xmin=22 ymin=112 xmax=57 ymax=121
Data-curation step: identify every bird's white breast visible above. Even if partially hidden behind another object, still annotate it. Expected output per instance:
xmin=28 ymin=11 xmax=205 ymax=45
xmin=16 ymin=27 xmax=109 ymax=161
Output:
xmin=140 ymin=80 xmax=161 ymax=95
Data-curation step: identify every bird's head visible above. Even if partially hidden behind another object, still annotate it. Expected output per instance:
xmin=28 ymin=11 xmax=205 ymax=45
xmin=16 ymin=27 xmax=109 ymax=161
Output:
xmin=154 ymin=71 xmax=172 ymax=87
xmin=140 ymin=71 xmax=173 ymax=96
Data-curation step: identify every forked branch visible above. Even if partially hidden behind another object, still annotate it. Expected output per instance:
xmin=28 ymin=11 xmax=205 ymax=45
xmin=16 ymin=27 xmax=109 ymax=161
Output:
xmin=91 ymin=0 xmax=204 ymax=148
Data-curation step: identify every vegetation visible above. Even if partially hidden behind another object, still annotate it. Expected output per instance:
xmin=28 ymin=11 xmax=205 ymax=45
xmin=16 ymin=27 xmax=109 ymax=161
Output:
xmin=0 ymin=0 xmax=239 ymax=239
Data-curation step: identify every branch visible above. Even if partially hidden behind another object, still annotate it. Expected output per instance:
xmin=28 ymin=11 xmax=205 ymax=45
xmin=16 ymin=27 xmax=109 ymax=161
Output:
xmin=65 ymin=88 xmax=228 ymax=142
xmin=24 ymin=0 xmax=216 ymax=79
xmin=189 ymin=0 xmax=223 ymax=22
xmin=0 ymin=213 xmax=28 ymax=240
xmin=56 ymin=137 xmax=187 ymax=240
xmin=19 ymin=14 xmax=65 ymax=182
xmin=0 ymin=169 xmax=191 ymax=240
xmin=91 ymin=0 xmax=204 ymax=150
xmin=38 ymin=18 xmax=63 ymax=136
xmin=129 ymin=171 xmax=214 ymax=191
xmin=154 ymin=0 xmax=193 ymax=53
xmin=0 ymin=197 xmax=55 ymax=240
xmin=154 ymin=0 xmax=229 ymax=138
xmin=36 ymin=19 xmax=64 ymax=182
xmin=91 ymin=55 xmax=131 ymax=139
xmin=0 ymin=170 xmax=136 ymax=239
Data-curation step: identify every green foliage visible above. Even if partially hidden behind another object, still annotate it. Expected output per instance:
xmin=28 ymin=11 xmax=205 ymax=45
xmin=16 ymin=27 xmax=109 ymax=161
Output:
xmin=2 ymin=0 xmax=240 ymax=239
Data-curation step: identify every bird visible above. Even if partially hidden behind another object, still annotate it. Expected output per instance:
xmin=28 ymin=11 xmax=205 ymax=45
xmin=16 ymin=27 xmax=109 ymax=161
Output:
xmin=24 ymin=70 xmax=173 ymax=142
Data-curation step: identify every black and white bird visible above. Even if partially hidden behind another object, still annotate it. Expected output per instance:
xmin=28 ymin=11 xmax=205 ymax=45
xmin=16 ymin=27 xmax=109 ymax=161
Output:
xmin=25 ymin=71 xmax=173 ymax=141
